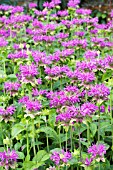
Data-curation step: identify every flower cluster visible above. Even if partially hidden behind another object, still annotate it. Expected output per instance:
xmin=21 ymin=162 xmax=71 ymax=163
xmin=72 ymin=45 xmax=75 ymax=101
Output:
xmin=85 ymin=144 xmax=106 ymax=166
xmin=0 ymin=149 xmax=18 ymax=169
xmin=19 ymin=96 xmax=42 ymax=112
xmin=0 ymin=106 xmax=15 ymax=122
xmin=50 ymin=150 xmax=72 ymax=165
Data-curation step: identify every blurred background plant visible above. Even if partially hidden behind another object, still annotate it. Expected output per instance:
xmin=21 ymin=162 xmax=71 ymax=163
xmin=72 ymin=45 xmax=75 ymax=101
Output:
xmin=0 ymin=0 xmax=112 ymax=23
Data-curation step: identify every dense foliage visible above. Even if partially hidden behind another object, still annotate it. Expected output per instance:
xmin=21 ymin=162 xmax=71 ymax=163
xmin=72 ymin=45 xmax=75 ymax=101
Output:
xmin=0 ymin=0 xmax=113 ymax=169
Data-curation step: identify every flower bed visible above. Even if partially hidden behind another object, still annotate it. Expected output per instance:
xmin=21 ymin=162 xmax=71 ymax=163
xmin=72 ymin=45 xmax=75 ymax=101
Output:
xmin=0 ymin=0 xmax=113 ymax=169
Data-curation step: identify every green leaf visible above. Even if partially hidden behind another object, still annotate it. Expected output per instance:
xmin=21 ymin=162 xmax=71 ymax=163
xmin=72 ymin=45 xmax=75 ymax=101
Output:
xmin=90 ymin=123 xmax=97 ymax=137
xmin=7 ymin=74 xmax=17 ymax=81
xmin=48 ymin=109 xmax=56 ymax=128
xmin=38 ymin=126 xmax=59 ymax=143
xmin=11 ymin=123 xmax=25 ymax=138
xmin=14 ymin=142 xmax=21 ymax=151
xmin=102 ymin=69 xmax=112 ymax=81
xmin=16 ymin=151 xmax=25 ymax=159
xmin=33 ymin=150 xmax=49 ymax=162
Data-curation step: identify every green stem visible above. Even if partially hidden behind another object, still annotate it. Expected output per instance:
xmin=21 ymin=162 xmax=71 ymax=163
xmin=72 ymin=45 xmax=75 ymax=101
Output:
xmin=70 ymin=126 xmax=73 ymax=152
xmin=87 ymin=122 xmax=90 ymax=147
xmin=51 ymin=79 xmax=53 ymax=91
xmin=26 ymin=121 xmax=30 ymax=161
xmin=3 ymin=59 xmax=6 ymax=75
xmin=110 ymin=90 xmax=113 ymax=150
xmin=66 ymin=131 xmax=68 ymax=152
xmin=32 ymin=119 xmax=36 ymax=157
xmin=46 ymin=122 xmax=49 ymax=152
xmin=78 ymin=126 xmax=82 ymax=161
xmin=59 ymin=126 xmax=61 ymax=149
xmin=98 ymin=110 xmax=100 ymax=144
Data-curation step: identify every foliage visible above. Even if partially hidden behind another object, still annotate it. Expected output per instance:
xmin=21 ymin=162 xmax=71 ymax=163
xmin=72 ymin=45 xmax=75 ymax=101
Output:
xmin=0 ymin=0 xmax=113 ymax=169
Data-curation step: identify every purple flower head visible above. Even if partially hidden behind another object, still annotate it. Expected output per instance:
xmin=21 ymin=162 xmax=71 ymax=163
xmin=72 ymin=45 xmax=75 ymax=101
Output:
xmin=0 ymin=149 xmax=18 ymax=169
xmin=110 ymin=10 xmax=113 ymax=17
xmin=0 ymin=106 xmax=15 ymax=116
xmin=80 ymin=102 xmax=98 ymax=116
xmin=45 ymin=66 xmax=70 ymax=77
xmin=85 ymin=157 xmax=93 ymax=166
xmin=35 ymin=10 xmax=47 ymax=16
xmin=76 ymin=61 xmax=96 ymax=72
xmin=0 ymin=5 xmax=13 ymax=11
xmin=8 ymin=50 xmax=28 ymax=59
xmin=32 ymin=89 xmax=47 ymax=97
xmin=37 ymin=78 xmax=42 ymax=85
xmin=0 ymin=37 xmax=8 ymax=47
xmin=25 ymin=100 xmax=42 ymax=112
xmin=0 ymin=106 xmax=15 ymax=122
xmin=4 ymin=82 xmax=21 ymax=95
xmin=84 ymin=50 xmax=99 ymax=60
xmin=88 ymin=144 xmax=106 ymax=158
xmin=90 ymin=29 xmax=98 ymax=34
xmin=43 ymin=0 xmax=61 ymax=9
xmin=11 ymin=6 xmax=23 ymax=14
xmin=57 ymin=10 xmax=68 ymax=17
xmin=19 ymin=63 xmax=38 ymax=83
xmin=76 ymin=72 xmax=96 ymax=86
xmin=76 ymin=8 xmax=92 ymax=15
xmin=88 ymin=84 xmax=110 ymax=101
xmin=75 ymin=31 xmax=85 ymax=37
xmin=104 ymin=55 xmax=113 ymax=69
xmin=68 ymin=0 xmax=80 ymax=8
xmin=50 ymin=150 xmax=72 ymax=165
xmin=29 ymin=3 xmax=37 ymax=9
xmin=19 ymin=96 xmax=29 ymax=104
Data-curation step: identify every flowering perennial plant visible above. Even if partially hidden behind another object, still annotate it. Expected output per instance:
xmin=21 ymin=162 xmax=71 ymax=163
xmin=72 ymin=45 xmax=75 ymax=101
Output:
xmin=0 ymin=0 xmax=112 ymax=169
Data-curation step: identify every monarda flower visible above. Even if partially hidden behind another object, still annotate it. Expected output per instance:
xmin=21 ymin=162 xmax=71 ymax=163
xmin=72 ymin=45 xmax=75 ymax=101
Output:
xmin=84 ymin=144 xmax=106 ymax=166
xmin=76 ymin=61 xmax=96 ymax=72
xmin=0 ymin=149 xmax=18 ymax=169
xmin=50 ymin=150 xmax=72 ymax=165
xmin=29 ymin=3 xmax=37 ymax=9
xmin=76 ymin=8 xmax=92 ymax=15
xmin=45 ymin=66 xmax=70 ymax=78
xmin=11 ymin=6 xmax=24 ymax=14
xmin=8 ymin=50 xmax=28 ymax=59
xmin=4 ymin=82 xmax=21 ymax=96
xmin=25 ymin=100 xmax=42 ymax=112
xmin=56 ymin=103 xmax=98 ymax=124
xmin=110 ymin=10 xmax=113 ymax=17
xmin=104 ymin=55 xmax=113 ymax=69
xmin=88 ymin=84 xmax=110 ymax=101
xmin=19 ymin=96 xmax=42 ymax=112
xmin=0 ymin=37 xmax=8 ymax=47
xmin=19 ymin=63 xmax=39 ymax=83
xmin=88 ymin=144 xmax=106 ymax=157
xmin=57 ymin=10 xmax=68 ymax=17
xmin=0 ymin=106 xmax=15 ymax=122
xmin=67 ymin=0 xmax=80 ymax=8
xmin=80 ymin=102 xmax=98 ymax=116
xmin=84 ymin=50 xmax=99 ymax=60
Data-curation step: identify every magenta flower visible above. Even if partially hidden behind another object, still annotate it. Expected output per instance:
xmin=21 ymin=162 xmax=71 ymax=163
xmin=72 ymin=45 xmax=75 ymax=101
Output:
xmin=110 ymin=10 xmax=113 ymax=17
xmin=68 ymin=0 xmax=80 ymax=8
xmin=29 ymin=3 xmax=37 ymax=9
xmin=4 ymin=82 xmax=21 ymax=96
xmin=80 ymin=102 xmax=98 ymax=116
xmin=0 ymin=149 xmax=18 ymax=169
xmin=88 ymin=144 xmax=106 ymax=158
xmin=0 ymin=106 xmax=15 ymax=116
xmin=76 ymin=8 xmax=92 ymax=15
xmin=19 ymin=97 xmax=42 ymax=112
xmin=88 ymin=84 xmax=110 ymax=101
xmin=84 ymin=144 xmax=106 ymax=166
xmin=50 ymin=150 xmax=72 ymax=165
